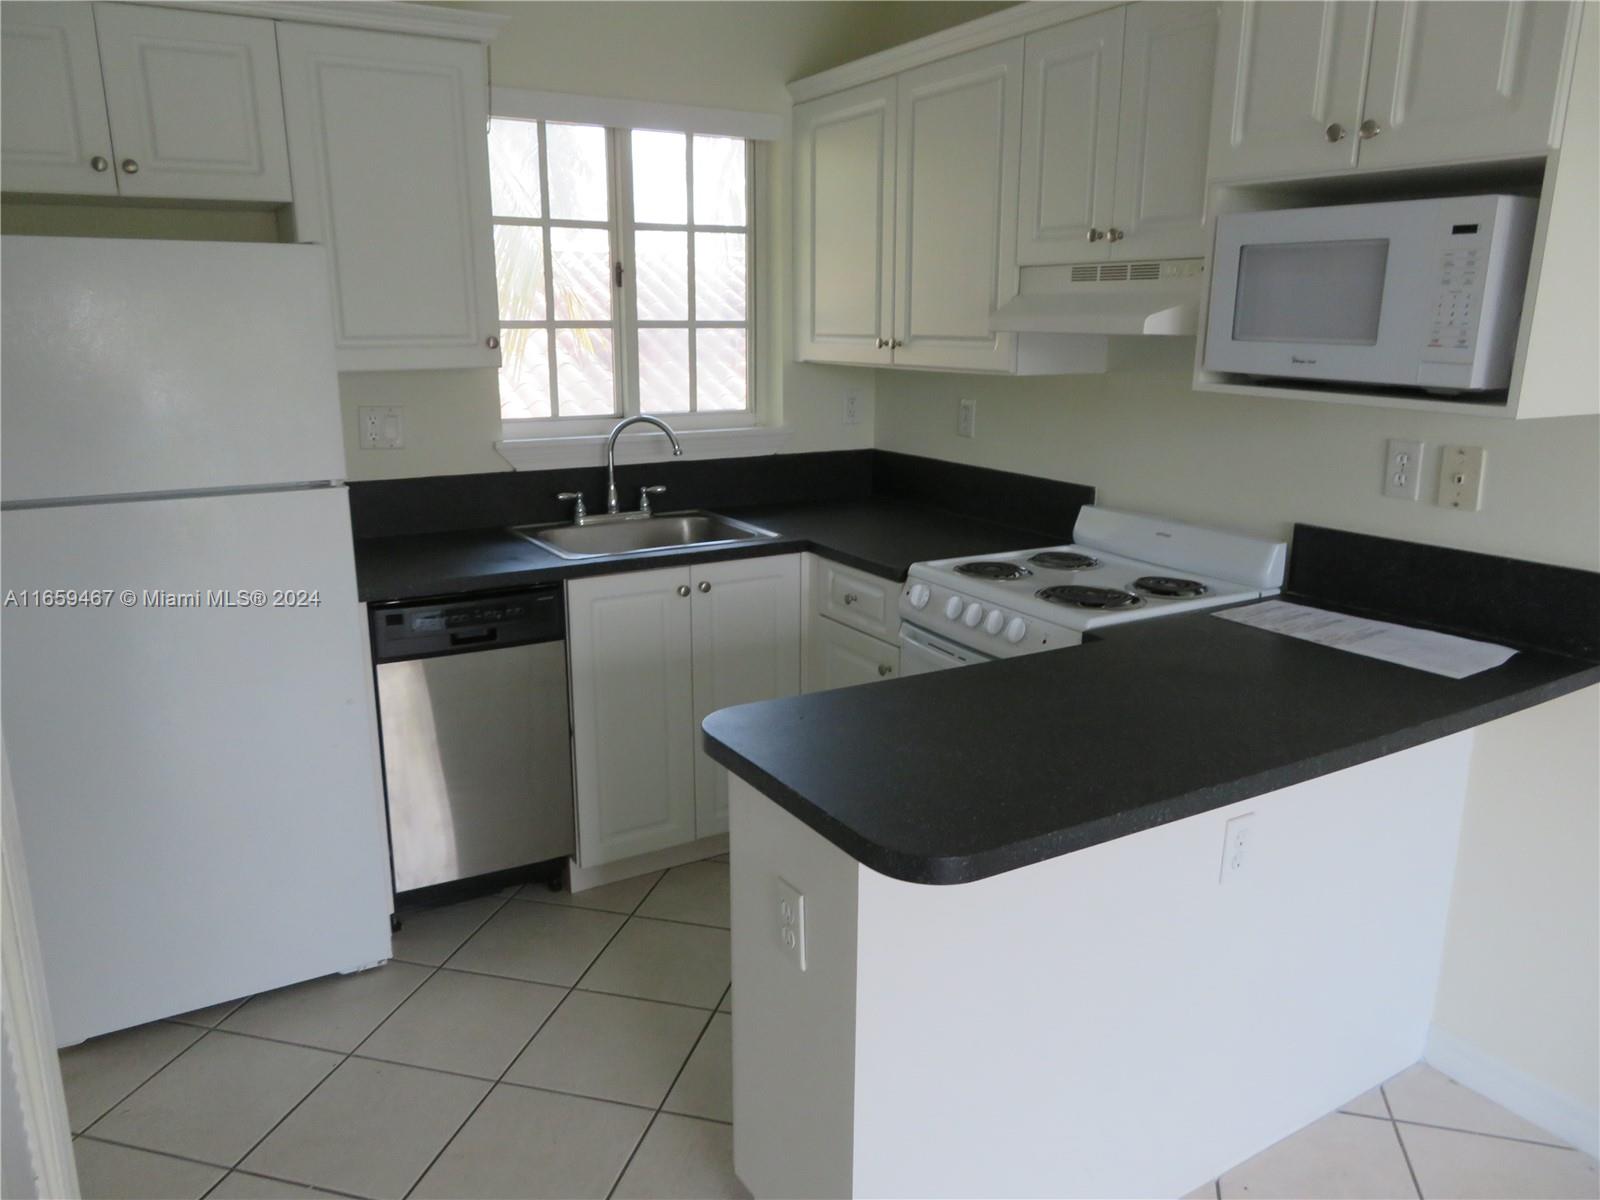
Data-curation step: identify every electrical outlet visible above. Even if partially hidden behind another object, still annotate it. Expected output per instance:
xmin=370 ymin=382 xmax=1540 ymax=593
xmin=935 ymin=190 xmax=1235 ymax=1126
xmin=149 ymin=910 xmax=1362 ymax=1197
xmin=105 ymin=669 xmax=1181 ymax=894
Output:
xmin=358 ymin=405 xmax=403 ymax=450
xmin=1437 ymin=445 xmax=1486 ymax=511
xmin=777 ymin=877 xmax=806 ymax=971
xmin=1219 ymin=813 xmax=1255 ymax=883
xmin=844 ymin=392 xmax=862 ymax=425
xmin=1383 ymin=438 xmax=1425 ymax=501
xmin=957 ymin=397 xmax=977 ymax=439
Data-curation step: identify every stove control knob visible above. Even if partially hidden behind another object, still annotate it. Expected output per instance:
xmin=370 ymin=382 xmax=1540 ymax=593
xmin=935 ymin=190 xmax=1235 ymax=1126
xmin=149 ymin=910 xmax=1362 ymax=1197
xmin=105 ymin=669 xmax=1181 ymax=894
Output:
xmin=943 ymin=596 xmax=964 ymax=621
xmin=907 ymin=583 xmax=931 ymax=610
xmin=962 ymin=602 xmax=983 ymax=628
xmin=983 ymin=609 xmax=1005 ymax=635
xmin=1004 ymin=617 xmax=1028 ymax=644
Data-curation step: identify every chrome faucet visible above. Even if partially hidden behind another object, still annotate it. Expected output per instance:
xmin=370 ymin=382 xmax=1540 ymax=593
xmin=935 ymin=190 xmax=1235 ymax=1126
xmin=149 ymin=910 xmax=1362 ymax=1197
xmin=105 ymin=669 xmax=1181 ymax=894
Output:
xmin=604 ymin=415 xmax=682 ymax=514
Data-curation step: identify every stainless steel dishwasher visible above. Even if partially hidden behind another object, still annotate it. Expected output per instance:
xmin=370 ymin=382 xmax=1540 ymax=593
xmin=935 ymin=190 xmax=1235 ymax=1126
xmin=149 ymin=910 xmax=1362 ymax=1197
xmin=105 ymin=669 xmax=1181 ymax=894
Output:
xmin=371 ymin=587 xmax=574 ymax=894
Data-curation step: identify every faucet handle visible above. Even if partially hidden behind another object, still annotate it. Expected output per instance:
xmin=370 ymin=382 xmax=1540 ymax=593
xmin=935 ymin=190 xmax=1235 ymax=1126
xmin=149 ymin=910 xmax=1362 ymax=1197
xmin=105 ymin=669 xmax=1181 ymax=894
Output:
xmin=639 ymin=485 xmax=667 ymax=516
xmin=556 ymin=491 xmax=587 ymax=523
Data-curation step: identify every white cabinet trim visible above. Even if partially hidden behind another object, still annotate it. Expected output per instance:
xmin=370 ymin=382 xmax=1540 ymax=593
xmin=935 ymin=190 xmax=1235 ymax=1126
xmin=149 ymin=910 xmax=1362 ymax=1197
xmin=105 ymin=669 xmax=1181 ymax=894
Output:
xmin=140 ymin=2 xmax=506 ymax=43
xmin=491 ymin=86 xmax=784 ymax=141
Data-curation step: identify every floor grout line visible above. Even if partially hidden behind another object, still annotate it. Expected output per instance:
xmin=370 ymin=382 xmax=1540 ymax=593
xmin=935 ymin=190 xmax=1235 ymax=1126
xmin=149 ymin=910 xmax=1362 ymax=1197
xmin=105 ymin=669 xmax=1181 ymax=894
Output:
xmin=1384 ymin=1087 xmax=1427 ymax=1200
xmin=605 ymin=998 xmax=720 ymax=1200
xmin=72 ymin=1023 xmax=210 ymax=1136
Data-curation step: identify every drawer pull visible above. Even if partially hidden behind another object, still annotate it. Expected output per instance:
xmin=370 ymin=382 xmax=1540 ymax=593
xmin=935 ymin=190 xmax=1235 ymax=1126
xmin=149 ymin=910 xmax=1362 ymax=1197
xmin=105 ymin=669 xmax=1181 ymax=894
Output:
xmin=877 ymin=663 xmax=893 ymax=677
xmin=843 ymin=592 xmax=859 ymax=605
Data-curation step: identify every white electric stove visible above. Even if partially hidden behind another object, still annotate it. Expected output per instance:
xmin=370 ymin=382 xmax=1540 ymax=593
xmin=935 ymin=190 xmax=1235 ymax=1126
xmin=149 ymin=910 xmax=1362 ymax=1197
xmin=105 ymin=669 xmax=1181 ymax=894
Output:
xmin=897 ymin=506 xmax=1288 ymax=673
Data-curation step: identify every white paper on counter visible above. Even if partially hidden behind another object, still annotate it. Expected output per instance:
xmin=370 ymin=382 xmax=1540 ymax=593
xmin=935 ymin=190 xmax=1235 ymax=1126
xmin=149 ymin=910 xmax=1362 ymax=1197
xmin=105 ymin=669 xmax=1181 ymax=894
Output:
xmin=1214 ymin=599 xmax=1517 ymax=679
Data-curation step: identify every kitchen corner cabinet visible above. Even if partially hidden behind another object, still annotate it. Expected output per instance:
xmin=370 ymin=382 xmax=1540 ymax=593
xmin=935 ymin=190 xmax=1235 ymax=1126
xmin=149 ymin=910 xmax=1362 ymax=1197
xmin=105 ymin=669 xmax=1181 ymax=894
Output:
xmin=1209 ymin=1 xmax=1581 ymax=182
xmin=276 ymin=24 xmax=500 ymax=371
xmin=567 ymin=555 xmax=800 ymax=867
xmin=795 ymin=40 xmax=1025 ymax=373
xmin=1 ymin=3 xmax=290 ymax=201
xmin=1017 ymin=3 xmax=1218 ymax=265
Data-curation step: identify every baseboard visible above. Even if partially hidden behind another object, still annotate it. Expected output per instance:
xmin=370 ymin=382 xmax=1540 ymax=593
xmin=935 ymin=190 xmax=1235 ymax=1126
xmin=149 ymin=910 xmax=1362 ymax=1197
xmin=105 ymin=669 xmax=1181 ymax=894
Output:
xmin=567 ymin=834 xmax=728 ymax=893
xmin=1426 ymin=1024 xmax=1600 ymax=1157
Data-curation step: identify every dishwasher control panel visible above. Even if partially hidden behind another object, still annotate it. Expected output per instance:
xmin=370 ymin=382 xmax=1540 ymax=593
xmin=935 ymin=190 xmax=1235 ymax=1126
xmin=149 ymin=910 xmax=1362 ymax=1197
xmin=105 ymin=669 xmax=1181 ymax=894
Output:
xmin=371 ymin=586 xmax=564 ymax=661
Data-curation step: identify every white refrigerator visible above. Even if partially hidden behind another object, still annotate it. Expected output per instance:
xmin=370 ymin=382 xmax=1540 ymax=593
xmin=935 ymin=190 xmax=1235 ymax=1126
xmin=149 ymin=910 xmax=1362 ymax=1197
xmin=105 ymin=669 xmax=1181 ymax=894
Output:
xmin=1 ymin=236 xmax=393 ymax=1046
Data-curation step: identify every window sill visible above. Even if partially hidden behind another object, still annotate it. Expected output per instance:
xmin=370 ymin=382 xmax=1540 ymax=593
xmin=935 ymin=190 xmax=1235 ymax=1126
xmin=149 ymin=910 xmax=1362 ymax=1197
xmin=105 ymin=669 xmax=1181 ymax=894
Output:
xmin=496 ymin=425 xmax=792 ymax=470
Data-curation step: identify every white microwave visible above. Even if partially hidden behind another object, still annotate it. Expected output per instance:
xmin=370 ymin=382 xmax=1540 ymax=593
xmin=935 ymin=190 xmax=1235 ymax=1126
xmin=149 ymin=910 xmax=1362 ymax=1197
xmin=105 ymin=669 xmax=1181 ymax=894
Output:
xmin=1204 ymin=195 xmax=1537 ymax=393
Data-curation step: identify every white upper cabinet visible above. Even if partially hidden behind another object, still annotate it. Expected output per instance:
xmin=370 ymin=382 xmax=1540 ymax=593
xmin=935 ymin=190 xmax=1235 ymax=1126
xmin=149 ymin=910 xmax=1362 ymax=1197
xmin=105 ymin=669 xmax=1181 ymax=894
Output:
xmin=277 ymin=23 xmax=500 ymax=371
xmin=1208 ymin=1 xmax=1374 ymax=181
xmin=1110 ymin=3 xmax=1219 ymax=259
xmin=93 ymin=5 xmax=290 ymax=202
xmin=689 ymin=556 xmax=801 ymax=837
xmin=2 ymin=3 xmax=117 ymax=196
xmin=891 ymin=39 xmax=1024 ymax=372
xmin=1017 ymin=9 xmax=1124 ymax=264
xmin=1210 ymin=0 xmax=1581 ymax=182
xmin=793 ymin=79 xmax=896 ymax=366
xmin=1 ymin=4 xmax=289 ymax=201
xmin=1359 ymin=1 xmax=1583 ymax=169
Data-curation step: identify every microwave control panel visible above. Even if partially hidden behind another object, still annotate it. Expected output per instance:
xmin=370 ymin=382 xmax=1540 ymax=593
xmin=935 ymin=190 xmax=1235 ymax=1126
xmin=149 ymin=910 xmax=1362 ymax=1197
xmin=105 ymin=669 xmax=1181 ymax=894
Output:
xmin=1423 ymin=223 xmax=1491 ymax=363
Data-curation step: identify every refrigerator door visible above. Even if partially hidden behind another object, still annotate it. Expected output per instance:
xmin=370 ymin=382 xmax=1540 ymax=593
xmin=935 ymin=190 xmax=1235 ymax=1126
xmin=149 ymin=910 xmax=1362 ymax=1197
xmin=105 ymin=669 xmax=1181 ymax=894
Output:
xmin=1 ymin=487 xmax=392 ymax=1044
xmin=1 ymin=236 xmax=345 ymax=504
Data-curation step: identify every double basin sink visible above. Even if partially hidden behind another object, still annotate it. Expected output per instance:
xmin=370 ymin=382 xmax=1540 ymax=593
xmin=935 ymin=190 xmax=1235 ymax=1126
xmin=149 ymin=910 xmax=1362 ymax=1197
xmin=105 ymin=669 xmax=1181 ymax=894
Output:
xmin=508 ymin=511 xmax=779 ymax=560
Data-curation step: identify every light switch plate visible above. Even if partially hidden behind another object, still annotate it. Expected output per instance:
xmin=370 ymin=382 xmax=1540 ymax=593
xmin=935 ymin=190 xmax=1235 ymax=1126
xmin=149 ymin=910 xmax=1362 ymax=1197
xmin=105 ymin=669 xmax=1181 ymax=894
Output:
xmin=777 ymin=877 xmax=806 ymax=971
xmin=1438 ymin=445 xmax=1486 ymax=511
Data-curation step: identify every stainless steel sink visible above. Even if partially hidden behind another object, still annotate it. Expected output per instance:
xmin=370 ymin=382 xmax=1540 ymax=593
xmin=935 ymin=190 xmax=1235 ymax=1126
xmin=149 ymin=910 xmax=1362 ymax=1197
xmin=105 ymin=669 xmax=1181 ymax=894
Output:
xmin=509 ymin=511 xmax=779 ymax=560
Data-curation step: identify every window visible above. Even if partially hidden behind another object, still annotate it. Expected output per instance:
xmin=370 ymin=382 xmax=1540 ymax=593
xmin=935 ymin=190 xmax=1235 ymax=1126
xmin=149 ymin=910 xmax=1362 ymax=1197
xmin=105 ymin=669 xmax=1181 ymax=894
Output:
xmin=488 ymin=117 xmax=753 ymax=431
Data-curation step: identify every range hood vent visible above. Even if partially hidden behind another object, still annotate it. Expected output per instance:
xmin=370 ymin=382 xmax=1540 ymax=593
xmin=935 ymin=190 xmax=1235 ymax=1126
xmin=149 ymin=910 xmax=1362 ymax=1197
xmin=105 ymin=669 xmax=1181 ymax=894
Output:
xmin=992 ymin=258 xmax=1205 ymax=337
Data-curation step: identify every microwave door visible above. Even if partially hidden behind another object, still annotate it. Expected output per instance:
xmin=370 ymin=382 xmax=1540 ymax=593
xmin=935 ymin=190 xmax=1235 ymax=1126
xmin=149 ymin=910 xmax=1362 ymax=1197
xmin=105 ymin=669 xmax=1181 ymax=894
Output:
xmin=1204 ymin=200 xmax=1438 ymax=387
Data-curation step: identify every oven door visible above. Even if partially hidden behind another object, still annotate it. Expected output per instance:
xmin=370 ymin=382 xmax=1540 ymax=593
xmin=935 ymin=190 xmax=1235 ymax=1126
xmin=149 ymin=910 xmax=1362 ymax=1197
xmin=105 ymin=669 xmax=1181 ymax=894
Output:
xmin=898 ymin=623 xmax=992 ymax=674
xmin=1204 ymin=198 xmax=1442 ymax=388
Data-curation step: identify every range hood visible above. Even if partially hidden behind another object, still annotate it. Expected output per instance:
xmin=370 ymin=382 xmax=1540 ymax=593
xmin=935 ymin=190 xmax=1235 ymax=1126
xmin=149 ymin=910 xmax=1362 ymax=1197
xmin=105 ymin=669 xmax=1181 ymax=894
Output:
xmin=990 ymin=258 xmax=1205 ymax=338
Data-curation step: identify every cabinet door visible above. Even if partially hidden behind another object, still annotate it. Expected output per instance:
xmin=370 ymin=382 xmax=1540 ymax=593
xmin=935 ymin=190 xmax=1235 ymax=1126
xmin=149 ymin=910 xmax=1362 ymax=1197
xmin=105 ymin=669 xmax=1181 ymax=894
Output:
xmin=1359 ymin=1 xmax=1581 ymax=169
xmin=567 ymin=567 xmax=697 ymax=867
xmin=793 ymin=80 xmax=896 ymax=365
xmin=0 ymin=3 xmax=116 ymax=195
xmin=1017 ymin=9 xmax=1125 ymax=265
xmin=93 ymin=4 xmax=290 ymax=202
xmin=277 ymin=24 xmax=499 ymax=370
xmin=892 ymin=38 xmax=1024 ymax=371
xmin=804 ymin=615 xmax=899 ymax=694
xmin=1208 ymin=1 xmax=1375 ymax=180
xmin=1110 ymin=3 xmax=1219 ymax=260
xmin=690 ymin=556 xmax=801 ymax=837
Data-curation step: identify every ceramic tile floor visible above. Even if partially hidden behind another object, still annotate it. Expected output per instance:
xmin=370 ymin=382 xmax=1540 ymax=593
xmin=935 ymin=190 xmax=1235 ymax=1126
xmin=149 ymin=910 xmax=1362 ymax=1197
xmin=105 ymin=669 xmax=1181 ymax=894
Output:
xmin=63 ymin=852 xmax=1595 ymax=1200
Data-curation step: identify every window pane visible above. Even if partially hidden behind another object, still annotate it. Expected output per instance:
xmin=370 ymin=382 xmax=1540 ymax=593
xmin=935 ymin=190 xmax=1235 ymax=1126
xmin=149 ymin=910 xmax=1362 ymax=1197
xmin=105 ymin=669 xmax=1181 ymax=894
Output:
xmin=696 ymin=328 xmax=747 ymax=411
xmin=545 ymin=123 xmax=608 ymax=221
xmin=632 ymin=130 xmax=687 ymax=225
xmin=488 ymin=119 xmax=541 ymax=218
xmin=499 ymin=327 xmax=551 ymax=419
xmin=635 ymin=231 xmax=687 ymax=320
xmin=550 ymin=227 xmax=612 ymax=320
xmin=554 ymin=326 xmax=616 ymax=416
xmin=693 ymin=136 xmax=746 ymax=226
xmin=494 ymin=225 xmax=546 ymax=320
xmin=695 ymin=232 xmax=746 ymax=320
xmin=638 ymin=328 xmax=690 ymax=413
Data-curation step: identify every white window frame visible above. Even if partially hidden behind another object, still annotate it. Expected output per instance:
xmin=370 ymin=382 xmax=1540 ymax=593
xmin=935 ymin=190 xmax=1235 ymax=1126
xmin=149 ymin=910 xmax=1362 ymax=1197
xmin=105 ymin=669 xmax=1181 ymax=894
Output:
xmin=494 ymin=117 xmax=759 ymax=442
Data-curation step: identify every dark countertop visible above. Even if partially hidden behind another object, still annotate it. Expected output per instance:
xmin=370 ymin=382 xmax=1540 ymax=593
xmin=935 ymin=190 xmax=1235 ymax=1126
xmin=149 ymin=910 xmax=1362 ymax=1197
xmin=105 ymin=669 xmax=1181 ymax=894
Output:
xmin=701 ymin=598 xmax=1600 ymax=885
xmin=353 ymin=498 xmax=1057 ymax=602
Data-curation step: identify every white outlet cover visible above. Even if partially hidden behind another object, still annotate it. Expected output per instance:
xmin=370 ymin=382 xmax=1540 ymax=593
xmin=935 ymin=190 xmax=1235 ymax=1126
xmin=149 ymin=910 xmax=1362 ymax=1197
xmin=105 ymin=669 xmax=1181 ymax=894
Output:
xmin=844 ymin=393 xmax=861 ymax=425
xmin=777 ymin=877 xmax=806 ymax=971
xmin=957 ymin=397 xmax=977 ymax=439
xmin=1383 ymin=439 xmax=1424 ymax=502
xmin=1219 ymin=813 xmax=1254 ymax=883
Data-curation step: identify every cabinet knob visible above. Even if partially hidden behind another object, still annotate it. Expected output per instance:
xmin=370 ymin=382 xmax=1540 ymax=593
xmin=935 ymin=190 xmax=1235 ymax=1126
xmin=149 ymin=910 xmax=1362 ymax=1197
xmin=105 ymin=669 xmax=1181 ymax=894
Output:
xmin=1358 ymin=118 xmax=1382 ymax=140
xmin=842 ymin=592 xmax=859 ymax=606
xmin=877 ymin=663 xmax=893 ymax=677
xmin=890 ymin=338 xmax=904 ymax=349
xmin=1105 ymin=228 xmax=1124 ymax=242
xmin=1324 ymin=122 xmax=1346 ymax=143
xmin=90 ymin=155 xmax=109 ymax=172
xmin=677 ymin=585 xmax=690 ymax=598
xmin=698 ymin=581 xmax=711 ymax=593
xmin=120 ymin=158 xmax=139 ymax=174
xmin=485 ymin=335 xmax=500 ymax=350
xmin=875 ymin=336 xmax=889 ymax=349
xmin=1085 ymin=228 xmax=1106 ymax=242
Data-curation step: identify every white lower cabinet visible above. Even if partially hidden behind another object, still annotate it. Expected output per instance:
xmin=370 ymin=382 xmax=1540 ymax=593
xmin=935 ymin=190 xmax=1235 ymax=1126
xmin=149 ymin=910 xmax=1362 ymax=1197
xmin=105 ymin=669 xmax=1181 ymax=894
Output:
xmin=804 ymin=614 xmax=900 ymax=692
xmin=568 ymin=555 xmax=800 ymax=867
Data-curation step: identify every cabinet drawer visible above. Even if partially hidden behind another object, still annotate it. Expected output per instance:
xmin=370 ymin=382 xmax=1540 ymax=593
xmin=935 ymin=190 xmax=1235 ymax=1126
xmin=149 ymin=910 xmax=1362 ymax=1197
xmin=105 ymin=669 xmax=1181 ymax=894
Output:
xmin=805 ymin=614 xmax=900 ymax=693
xmin=814 ymin=557 xmax=899 ymax=640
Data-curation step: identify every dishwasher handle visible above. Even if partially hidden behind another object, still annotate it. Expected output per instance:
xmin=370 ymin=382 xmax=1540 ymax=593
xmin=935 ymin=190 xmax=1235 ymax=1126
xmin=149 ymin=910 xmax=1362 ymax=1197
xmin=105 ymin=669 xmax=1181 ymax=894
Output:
xmin=372 ymin=586 xmax=563 ymax=662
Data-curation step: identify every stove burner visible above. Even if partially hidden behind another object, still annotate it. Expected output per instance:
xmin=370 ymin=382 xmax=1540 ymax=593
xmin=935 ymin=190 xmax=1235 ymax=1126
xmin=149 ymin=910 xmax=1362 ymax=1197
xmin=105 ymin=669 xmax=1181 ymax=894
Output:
xmin=1028 ymin=550 xmax=1100 ymax=571
xmin=1035 ymin=585 xmax=1144 ymax=611
xmin=955 ymin=561 xmax=1033 ymax=581
xmin=1133 ymin=575 xmax=1210 ymax=599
